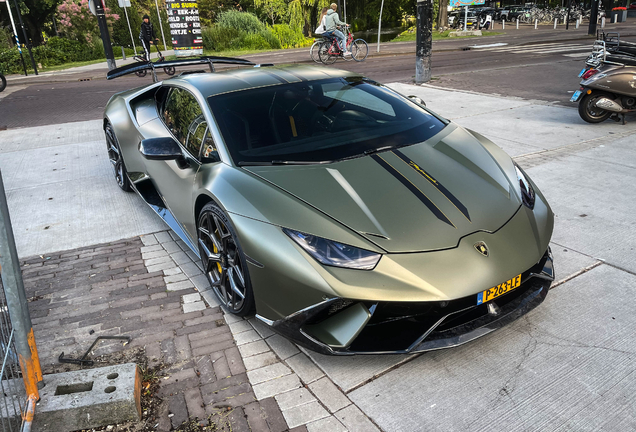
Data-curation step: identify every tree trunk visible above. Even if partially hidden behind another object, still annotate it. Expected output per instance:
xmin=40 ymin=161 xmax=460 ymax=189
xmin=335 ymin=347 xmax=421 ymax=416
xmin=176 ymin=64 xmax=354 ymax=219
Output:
xmin=437 ymin=0 xmax=448 ymax=29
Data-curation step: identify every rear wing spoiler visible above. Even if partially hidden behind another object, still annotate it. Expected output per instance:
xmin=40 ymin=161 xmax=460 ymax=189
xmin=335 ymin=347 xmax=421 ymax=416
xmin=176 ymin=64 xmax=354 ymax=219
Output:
xmin=106 ymin=56 xmax=256 ymax=82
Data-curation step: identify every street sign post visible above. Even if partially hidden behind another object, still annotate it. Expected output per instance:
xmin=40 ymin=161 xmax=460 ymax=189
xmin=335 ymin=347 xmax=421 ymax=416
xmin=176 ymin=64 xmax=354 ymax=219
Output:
xmin=118 ymin=0 xmax=137 ymax=55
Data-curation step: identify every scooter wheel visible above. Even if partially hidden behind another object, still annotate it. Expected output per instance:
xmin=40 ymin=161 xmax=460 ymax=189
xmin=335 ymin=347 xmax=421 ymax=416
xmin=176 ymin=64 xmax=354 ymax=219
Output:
xmin=578 ymin=92 xmax=612 ymax=123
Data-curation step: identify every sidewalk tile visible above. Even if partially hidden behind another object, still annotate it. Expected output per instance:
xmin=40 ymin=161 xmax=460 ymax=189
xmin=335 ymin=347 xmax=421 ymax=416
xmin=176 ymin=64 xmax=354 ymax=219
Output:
xmin=260 ymin=397 xmax=289 ymax=432
xmin=248 ymin=317 xmax=276 ymax=338
xmin=167 ymin=280 xmax=194 ymax=291
xmin=182 ymin=293 xmax=202 ymax=303
xmin=247 ymin=363 xmax=292 ymax=385
xmin=164 ymin=273 xmax=189 ymax=284
xmin=253 ymin=373 xmax=302 ymax=400
xmin=308 ymin=377 xmax=351 ymax=414
xmin=281 ymin=401 xmax=330 ymax=429
xmin=155 ymin=231 xmax=173 ymax=244
xmin=228 ymin=320 xmax=253 ymax=334
xmin=244 ymin=351 xmax=278 ymax=371
xmin=286 ymin=353 xmax=324 ymax=384
xmin=163 ymin=267 xmax=182 ymax=276
xmin=235 ymin=329 xmax=262 ymax=345
xmin=183 ymin=301 xmax=206 ymax=313
xmin=244 ymin=401 xmax=270 ymax=432
xmin=306 ymin=416 xmax=348 ymax=432
xmin=140 ymin=234 xmax=158 ymax=246
xmin=335 ymin=405 xmax=380 ymax=432
xmin=266 ymin=334 xmax=300 ymax=360
xmin=275 ymin=388 xmax=316 ymax=411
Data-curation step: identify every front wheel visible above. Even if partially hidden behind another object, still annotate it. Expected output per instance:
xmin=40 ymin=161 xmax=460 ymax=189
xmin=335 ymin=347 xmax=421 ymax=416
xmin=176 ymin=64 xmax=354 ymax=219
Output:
xmin=578 ymin=91 xmax=613 ymax=123
xmin=0 ymin=74 xmax=6 ymax=93
xmin=351 ymin=39 xmax=369 ymax=62
xmin=197 ymin=203 xmax=255 ymax=316
xmin=105 ymin=123 xmax=132 ymax=192
xmin=135 ymin=70 xmax=147 ymax=77
xmin=164 ymin=66 xmax=176 ymax=75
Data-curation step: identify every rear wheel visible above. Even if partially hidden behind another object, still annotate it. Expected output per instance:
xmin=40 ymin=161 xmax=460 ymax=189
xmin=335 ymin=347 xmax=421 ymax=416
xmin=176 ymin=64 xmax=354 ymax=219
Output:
xmin=351 ymin=39 xmax=369 ymax=62
xmin=578 ymin=91 xmax=613 ymax=123
xmin=0 ymin=74 xmax=6 ymax=93
xmin=164 ymin=66 xmax=176 ymax=75
xmin=135 ymin=70 xmax=147 ymax=77
xmin=310 ymin=40 xmax=322 ymax=63
xmin=197 ymin=202 xmax=254 ymax=316
xmin=318 ymin=41 xmax=338 ymax=65
xmin=105 ymin=123 xmax=132 ymax=192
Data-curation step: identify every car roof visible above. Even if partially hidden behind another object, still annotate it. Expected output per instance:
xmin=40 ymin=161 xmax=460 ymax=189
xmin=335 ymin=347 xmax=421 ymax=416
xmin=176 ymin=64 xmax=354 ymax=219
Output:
xmin=169 ymin=65 xmax=361 ymax=98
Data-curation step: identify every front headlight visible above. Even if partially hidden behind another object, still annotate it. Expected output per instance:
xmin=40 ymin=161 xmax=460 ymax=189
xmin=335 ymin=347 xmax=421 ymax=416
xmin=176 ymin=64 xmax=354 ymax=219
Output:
xmin=283 ymin=229 xmax=381 ymax=270
xmin=514 ymin=162 xmax=535 ymax=209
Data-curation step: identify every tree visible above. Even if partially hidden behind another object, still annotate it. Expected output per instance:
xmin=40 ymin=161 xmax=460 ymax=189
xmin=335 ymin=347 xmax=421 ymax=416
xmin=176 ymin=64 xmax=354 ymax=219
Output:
xmin=56 ymin=0 xmax=119 ymax=45
xmin=254 ymin=0 xmax=288 ymax=25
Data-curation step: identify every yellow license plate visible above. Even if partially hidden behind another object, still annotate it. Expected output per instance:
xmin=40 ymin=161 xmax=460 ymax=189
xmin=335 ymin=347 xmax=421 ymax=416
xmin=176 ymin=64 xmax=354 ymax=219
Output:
xmin=477 ymin=274 xmax=522 ymax=305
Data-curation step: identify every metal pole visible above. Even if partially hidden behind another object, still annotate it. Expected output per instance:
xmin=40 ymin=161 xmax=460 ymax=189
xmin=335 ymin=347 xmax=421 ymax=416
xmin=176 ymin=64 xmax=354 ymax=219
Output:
xmin=377 ymin=0 xmax=384 ymax=52
xmin=464 ymin=5 xmax=468 ymax=31
xmin=154 ymin=0 xmax=168 ymax=51
xmin=94 ymin=0 xmax=116 ymax=70
xmin=4 ymin=0 xmax=27 ymax=76
xmin=566 ymin=0 xmax=571 ymax=29
xmin=343 ymin=0 xmax=347 ymax=23
xmin=123 ymin=5 xmax=137 ymax=56
xmin=11 ymin=0 xmax=37 ymax=75
xmin=415 ymin=0 xmax=432 ymax=84
xmin=588 ymin=0 xmax=599 ymax=35
xmin=0 ymin=171 xmax=43 ymax=423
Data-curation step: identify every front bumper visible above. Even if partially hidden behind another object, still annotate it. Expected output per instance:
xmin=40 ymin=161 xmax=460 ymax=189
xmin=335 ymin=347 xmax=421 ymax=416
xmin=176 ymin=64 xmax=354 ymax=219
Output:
xmin=266 ymin=248 xmax=554 ymax=355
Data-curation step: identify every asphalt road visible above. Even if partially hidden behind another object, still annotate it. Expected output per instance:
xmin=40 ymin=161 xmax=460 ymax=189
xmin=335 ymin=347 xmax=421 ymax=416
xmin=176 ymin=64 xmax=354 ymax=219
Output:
xmin=1 ymin=30 xmax=636 ymax=130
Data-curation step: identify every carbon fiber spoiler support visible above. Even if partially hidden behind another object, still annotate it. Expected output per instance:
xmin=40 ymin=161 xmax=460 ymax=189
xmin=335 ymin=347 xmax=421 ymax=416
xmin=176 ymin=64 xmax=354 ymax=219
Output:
xmin=106 ymin=56 xmax=256 ymax=82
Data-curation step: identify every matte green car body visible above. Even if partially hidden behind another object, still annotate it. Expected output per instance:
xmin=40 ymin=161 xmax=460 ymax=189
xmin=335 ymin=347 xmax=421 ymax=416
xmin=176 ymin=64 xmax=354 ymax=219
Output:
xmin=104 ymin=64 xmax=554 ymax=355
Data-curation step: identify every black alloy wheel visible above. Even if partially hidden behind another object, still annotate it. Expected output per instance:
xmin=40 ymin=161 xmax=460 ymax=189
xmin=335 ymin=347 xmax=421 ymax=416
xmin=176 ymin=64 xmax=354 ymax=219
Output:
xmin=198 ymin=202 xmax=254 ymax=316
xmin=578 ymin=91 xmax=613 ymax=123
xmin=105 ymin=123 xmax=132 ymax=191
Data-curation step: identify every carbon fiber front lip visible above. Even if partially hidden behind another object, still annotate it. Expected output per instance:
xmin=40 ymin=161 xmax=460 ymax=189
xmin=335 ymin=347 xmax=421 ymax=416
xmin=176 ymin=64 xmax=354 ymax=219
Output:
xmin=265 ymin=248 xmax=554 ymax=356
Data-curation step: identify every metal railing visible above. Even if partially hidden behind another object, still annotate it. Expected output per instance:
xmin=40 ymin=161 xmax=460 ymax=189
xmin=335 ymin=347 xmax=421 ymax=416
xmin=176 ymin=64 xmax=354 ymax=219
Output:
xmin=0 ymin=171 xmax=42 ymax=432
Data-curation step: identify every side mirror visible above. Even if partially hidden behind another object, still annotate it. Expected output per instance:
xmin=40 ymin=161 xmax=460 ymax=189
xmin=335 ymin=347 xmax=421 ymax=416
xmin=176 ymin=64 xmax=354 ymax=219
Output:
xmin=408 ymin=95 xmax=426 ymax=107
xmin=140 ymin=137 xmax=183 ymax=160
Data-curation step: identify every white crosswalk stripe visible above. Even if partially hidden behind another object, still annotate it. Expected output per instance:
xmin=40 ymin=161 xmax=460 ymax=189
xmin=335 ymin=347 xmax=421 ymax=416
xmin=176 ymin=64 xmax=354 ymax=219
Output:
xmin=470 ymin=42 xmax=592 ymax=57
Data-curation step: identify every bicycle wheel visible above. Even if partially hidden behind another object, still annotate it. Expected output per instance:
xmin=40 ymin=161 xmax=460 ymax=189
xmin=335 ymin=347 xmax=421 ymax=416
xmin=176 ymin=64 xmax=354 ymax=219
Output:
xmin=164 ymin=66 xmax=176 ymax=75
xmin=351 ymin=39 xmax=369 ymax=62
xmin=135 ymin=70 xmax=147 ymax=77
xmin=0 ymin=74 xmax=6 ymax=93
xmin=310 ymin=41 xmax=322 ymax=63
xmin=318 ymin=41 xmax=337 ymax=65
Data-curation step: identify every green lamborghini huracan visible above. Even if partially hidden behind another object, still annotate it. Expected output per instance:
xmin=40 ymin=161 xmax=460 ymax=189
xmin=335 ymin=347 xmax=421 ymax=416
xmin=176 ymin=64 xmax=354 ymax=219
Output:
xmin=105 ymin=58 xmax=554 ymax=355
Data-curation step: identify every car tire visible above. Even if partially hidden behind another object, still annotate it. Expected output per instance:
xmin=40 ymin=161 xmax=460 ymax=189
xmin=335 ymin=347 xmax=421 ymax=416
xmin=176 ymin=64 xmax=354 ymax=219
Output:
xmin=104 ymin=122 xmax=132 ymax=192
xmin=197 ymin=202 xmax=255 ymax=316
xmin=578 ymin=92 xmax=613 ymax=123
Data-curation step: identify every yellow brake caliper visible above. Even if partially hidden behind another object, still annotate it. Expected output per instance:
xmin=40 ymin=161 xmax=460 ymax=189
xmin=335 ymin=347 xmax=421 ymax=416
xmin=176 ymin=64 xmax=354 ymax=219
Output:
xmin=213 ymin=243 xmax=222 ymax=273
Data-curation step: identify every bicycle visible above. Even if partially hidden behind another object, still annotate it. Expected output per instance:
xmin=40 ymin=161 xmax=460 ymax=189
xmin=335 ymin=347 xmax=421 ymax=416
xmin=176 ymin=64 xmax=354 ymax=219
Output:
xmin=318 ymin=26 xmax=368 ymax=64
xmin=134 ymin=40 xmax=176 ymax=77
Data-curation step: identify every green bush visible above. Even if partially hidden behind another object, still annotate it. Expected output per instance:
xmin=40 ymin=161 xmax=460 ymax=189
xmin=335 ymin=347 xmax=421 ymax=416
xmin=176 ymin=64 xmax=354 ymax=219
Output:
xmin=351 ymin=18 xmax=366 ymax=32
xmin=202 ymin=26 xmax=241 ymax=51
xmin=216 ymin=11 xmax=265 ymax=34
xmin=271 ymin=24 xmax=311 ymax=48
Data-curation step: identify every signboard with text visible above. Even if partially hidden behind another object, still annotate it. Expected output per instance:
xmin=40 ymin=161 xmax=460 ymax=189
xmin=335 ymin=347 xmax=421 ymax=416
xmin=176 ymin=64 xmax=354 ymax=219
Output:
xmin=450 ymin=0 xmax=484 ymax=7
xmin=166 ymin=0 xmax=203 ymax=56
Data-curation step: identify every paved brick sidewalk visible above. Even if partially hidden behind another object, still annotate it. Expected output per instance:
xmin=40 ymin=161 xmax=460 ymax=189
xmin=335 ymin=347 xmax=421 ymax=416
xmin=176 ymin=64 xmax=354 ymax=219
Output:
xmin=21 ymin=234 xmax=304 ymax=431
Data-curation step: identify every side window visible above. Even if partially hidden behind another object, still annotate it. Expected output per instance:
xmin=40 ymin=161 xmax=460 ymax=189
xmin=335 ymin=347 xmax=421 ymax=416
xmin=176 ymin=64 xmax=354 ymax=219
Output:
xmin=162 ymin=88 xmax=205 ymax=156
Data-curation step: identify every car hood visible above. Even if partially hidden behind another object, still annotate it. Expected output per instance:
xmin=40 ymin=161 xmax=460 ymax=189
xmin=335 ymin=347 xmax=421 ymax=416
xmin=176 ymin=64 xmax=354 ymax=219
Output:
xmin=244 ymin=124 xmax=522 ymax=253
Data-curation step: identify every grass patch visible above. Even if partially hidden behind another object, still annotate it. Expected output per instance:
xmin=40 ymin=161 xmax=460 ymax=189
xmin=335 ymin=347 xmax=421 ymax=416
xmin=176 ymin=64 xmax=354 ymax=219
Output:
xmin=392 ymin=30 xmax=501 ymax=42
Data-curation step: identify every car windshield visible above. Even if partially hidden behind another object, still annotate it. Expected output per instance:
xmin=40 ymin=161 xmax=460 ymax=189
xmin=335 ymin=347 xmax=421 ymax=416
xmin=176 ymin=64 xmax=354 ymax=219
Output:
xmin=207 ymin=77 xmax=446 ymax=165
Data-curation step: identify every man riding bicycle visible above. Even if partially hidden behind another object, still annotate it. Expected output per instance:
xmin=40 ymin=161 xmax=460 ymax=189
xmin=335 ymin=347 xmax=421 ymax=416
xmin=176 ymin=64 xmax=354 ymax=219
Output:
xmin=139 ymin=14 xmax=158 ymax=61
xmin=323 ymin=3 xmax=351 ymax=57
